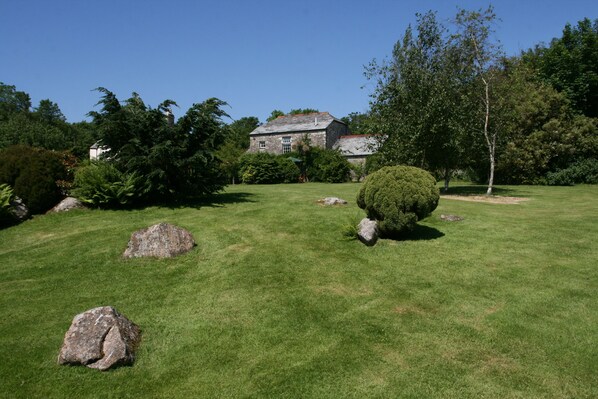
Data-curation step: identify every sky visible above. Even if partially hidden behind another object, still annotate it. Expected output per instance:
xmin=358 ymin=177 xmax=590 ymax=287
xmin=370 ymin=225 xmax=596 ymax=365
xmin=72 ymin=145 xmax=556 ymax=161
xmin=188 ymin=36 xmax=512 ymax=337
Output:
xmin=1 ymin=0 xmax=596 ymax=124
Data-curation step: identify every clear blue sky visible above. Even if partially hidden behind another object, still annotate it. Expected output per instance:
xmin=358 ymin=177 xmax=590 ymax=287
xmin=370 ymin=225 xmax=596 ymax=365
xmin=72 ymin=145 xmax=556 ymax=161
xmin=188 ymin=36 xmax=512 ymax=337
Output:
xmin=1 ymin=0 xmax=596 ymax=124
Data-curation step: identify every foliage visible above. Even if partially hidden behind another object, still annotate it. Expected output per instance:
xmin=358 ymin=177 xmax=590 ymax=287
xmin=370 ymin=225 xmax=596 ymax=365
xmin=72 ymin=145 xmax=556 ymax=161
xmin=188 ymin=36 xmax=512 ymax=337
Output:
xmin=71 ymin=161 xmax=142 ymax=207
xmin=357 ymin=165 xmax=439 ymax=237
xmin=34 ymin=99 xmax=66 ymax=123
xmin=89 ymin=89 xmax=229 ymax=202
xmin=0 ymin=183 xmax=16 ymax=227
xmin=266 ymin=109 xmax=285 ymax=122
xmin=0 ymin=145 xmax=68 ymax=214
xmin=0 ymin=82 xmax=31 ymax=120
xmin=239 ymin=152 xmax=299 ymax=184
xmin=307 ymin=148 xmax=351 ymax=183
xmin=266 ymin=108 xmax=320 ymax=121
xmin=0 ymin=83 xmax=96 ymax=158
xmin=216 ymin=116 xmax=261 ymax=184
xmin=524 ymin=18 xmax=598 ymax=117
xmin=340 ymin=112 xmax=374 ymax=134
xmin=340 ymin=212 xmax=362 ymax=240
xmin=365 ymin=11 xmax=473 ymax=191
xmin=546 ymin=159 xmax=598 ymax=185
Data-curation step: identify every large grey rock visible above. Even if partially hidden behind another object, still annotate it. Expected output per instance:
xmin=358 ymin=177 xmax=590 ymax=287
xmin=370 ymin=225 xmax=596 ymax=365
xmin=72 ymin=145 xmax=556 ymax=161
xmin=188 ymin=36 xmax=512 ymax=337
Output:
xmin=123 ymin=223 xmax=196 ymax=258
xmin=49 ymin=197 xmax=86 ymax=213
xmin=58 ymin=306 xmax=141 ymax=371
xmin=319 ymin=197 xmax=348 ymax=206
xmin=357 ymin=218 xmax=379 ymax=246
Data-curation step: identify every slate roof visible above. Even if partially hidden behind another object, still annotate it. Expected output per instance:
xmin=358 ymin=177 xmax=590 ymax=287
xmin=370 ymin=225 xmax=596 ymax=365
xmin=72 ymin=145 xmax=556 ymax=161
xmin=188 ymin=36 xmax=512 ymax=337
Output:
xmin=333 ymin=135 xmax=378 ymax=157
xmin=250 ymin=112 xmax=344 ymax=135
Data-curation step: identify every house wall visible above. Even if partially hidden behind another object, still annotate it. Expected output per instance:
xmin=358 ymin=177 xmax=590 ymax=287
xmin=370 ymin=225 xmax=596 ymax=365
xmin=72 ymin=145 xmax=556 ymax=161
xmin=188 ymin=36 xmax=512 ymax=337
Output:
xmin=248 ymin=130 xmax=327 ymax=154
xmin=325 ymin=121 xmax=349 ymax=149
xmin=89 ymin=146 xmax=109 ymax=160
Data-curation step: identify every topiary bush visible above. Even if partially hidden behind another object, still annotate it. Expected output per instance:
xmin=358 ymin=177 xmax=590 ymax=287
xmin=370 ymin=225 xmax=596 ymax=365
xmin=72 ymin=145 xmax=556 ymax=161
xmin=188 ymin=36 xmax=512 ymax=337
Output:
xmin=357 ymin=165 xmax=439 ymax=238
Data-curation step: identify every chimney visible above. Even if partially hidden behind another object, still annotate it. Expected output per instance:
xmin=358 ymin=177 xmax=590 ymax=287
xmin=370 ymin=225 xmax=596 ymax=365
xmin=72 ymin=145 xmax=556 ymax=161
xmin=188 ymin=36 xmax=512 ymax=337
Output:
xmin=164 ymin=108 xmax=174 ymax=126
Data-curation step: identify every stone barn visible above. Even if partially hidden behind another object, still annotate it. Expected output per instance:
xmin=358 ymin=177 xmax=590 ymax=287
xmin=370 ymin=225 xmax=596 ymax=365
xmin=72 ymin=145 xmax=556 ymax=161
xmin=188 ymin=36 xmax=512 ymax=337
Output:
xmin=247 ymin=112 xmax=349 ymax=154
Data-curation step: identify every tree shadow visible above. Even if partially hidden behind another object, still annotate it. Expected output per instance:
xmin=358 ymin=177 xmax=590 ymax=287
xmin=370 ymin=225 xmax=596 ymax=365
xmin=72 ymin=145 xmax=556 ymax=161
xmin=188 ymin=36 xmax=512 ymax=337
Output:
xmin=442 ymin=185 xmax=519 ymax=196
xmin=166 ymin=191 xmax=256 ymax=210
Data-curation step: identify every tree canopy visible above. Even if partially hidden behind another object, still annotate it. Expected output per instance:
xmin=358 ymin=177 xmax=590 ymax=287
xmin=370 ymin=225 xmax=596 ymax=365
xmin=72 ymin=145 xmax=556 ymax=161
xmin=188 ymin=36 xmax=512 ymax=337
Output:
xmin=89 ymin=88 xmax=230 ymax=201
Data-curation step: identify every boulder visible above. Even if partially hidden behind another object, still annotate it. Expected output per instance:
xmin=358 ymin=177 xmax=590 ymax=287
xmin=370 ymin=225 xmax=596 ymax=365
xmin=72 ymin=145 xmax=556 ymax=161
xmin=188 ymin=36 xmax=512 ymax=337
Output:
xmin=49 ymin=197 xmax=86 ymax=213
xmin=440 ymin=214 xmax=464 ymax=222
xmin=318 ymin=197 xmax=348 ymax=206
xmin=357 ymin=218 xmax=379 ymax=246
xmin=58 ymin=306 xmax=141 ymax=371
xmin=123 ymin=222 xmax=196 ymax=258
xmin=9 ymin=196 xmax=29 ymax=222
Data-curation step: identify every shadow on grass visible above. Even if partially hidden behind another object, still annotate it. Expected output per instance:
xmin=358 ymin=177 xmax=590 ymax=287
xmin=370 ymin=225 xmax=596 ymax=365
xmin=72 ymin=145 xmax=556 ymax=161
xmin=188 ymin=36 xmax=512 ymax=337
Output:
xmin=168 ymin=191 xmax=256 ymax=210
xmin=383 ymin=224 xmax=445 ymax=242
xmin=443 ymin=185 xmax=519 ymax=196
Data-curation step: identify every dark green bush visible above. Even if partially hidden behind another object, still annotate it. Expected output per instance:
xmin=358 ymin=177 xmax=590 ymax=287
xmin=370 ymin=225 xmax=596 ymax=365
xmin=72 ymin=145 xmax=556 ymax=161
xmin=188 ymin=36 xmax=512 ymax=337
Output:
xmin=357 ymin=165 xmax=439 ymax=238
xmin=0 ymin=145 xmax=68 ymax=214
xmin=546 ymin=159 xmax=598 ymax=186
xmin=239 ymin=153 xmax=299 ymax=184
xmin=71 ymin=161 xmax=143 ymax=208
xmin=307 ymin=148 xmax=351 ymax=183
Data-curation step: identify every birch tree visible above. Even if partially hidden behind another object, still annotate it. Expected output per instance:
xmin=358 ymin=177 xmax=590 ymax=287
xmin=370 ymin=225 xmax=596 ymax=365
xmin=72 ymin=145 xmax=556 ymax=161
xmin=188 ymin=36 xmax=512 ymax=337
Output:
xmin=453 ymin=7 xmax=503 ymax=195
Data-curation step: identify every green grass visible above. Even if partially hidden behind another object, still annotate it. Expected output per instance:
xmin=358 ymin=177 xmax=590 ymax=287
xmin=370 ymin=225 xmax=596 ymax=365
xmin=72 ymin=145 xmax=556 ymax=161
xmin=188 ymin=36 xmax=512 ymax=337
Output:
xmin=0 ymin=183 xmax=596 ymax=398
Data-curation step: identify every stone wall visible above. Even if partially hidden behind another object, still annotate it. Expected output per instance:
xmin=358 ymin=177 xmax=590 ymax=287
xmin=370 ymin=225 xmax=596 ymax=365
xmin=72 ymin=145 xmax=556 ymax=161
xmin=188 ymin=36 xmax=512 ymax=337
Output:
xmin=248 ymin=130 xmax=327 ymax=154
xmin=325 ymin=121 xmax=349 ymax=149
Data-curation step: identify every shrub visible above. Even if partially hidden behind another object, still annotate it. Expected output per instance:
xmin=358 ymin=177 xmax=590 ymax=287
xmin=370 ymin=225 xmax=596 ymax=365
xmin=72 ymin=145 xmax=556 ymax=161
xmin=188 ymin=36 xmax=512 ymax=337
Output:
xmin=357 ymin=165 xmax=439 ymax=238
xmin=307 ymin=148 xmax=351 ymax=183
xmin=546 ymin=159 xmax=598 ymax=186
xmin=239 ymin=153 xmax=299 ymax=184
xmin=0 ymin=145 xmax=68 ymax=214
xmin=71 ymin=161 xmax=143 ymax=208
xmin=0 ymin=183 xmax=16 ymax=227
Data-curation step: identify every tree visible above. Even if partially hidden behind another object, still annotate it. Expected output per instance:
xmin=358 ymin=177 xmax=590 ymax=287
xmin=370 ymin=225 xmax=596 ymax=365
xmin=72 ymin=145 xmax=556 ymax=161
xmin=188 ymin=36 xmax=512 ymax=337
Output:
xmin=34 ymin=99 xmax=66 ymax=123
xmin=0 ymin=82 xmax=31 ymax=120
xmin=266 ymin=108 xmax=320 ymax=122
xmin=524 ymin=18 xmax=598 ymax=117
xmin=288 ymin=108 xmax=319 ymax=115
xmin=228 ymin=116 xmax=259 ymax=149
xmin=452 ymin=6 xmax=503 ymax=194
xmin=89 ymin=88 xmax=229 ymax=202
xmin=266 ymin=109 xmax=285 ymax=121
xmin=340 ymin=112 xmax=373 ymax=134
xmin=366 ymin=11 xmax=470 ymax=191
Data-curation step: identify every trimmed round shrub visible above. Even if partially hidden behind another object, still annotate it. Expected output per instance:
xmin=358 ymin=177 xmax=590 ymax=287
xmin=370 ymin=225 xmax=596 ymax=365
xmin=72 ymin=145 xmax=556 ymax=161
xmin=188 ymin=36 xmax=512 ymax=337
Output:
xmin=357 ymin=165 xmax=439 ymax=238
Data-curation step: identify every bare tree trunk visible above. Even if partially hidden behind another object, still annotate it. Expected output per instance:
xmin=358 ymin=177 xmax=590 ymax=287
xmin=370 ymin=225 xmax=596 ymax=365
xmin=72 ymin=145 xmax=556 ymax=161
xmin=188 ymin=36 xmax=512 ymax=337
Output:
xmin=481 ymin=77 xmax=494 ymax=195
xmin=444 ymin=166 xmax=450 ymax=192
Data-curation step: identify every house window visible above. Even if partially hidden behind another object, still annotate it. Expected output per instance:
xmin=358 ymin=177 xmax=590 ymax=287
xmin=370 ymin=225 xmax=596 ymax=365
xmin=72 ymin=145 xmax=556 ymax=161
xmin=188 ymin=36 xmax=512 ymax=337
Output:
xmin=282 ymin=136 xmax=291 ymax=154
xmin=259 ymin=141 xmax=266 ymax=150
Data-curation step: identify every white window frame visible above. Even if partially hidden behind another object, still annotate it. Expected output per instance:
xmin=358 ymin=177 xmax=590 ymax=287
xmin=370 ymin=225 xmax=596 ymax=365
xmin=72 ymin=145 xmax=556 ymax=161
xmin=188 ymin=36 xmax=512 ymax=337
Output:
xmin=282 ymin=136 xmax=292 ymax=154
xmin=258 ymin=141 xmax=266 ymax=150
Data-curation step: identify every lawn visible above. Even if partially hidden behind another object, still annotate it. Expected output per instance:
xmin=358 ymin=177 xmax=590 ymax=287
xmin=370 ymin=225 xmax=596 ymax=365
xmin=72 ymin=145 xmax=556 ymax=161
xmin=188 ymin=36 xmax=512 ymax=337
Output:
xmin=0 ymin=183 xmax=596 ymax=398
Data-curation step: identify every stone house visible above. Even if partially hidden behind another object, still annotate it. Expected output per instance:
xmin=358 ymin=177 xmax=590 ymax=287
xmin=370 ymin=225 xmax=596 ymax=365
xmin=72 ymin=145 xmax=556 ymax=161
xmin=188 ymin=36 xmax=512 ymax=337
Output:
xmin=247 ymin=112 xmax=375 ymax=163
